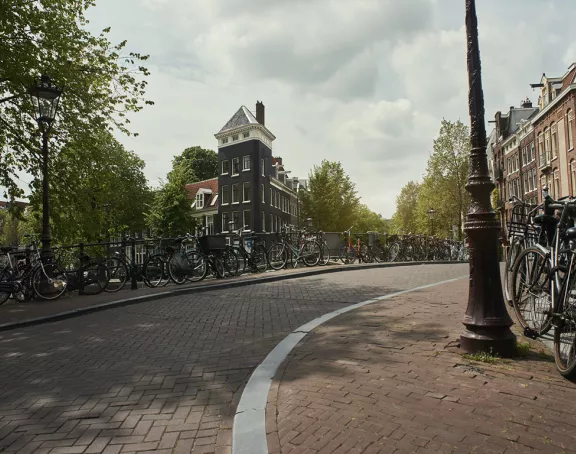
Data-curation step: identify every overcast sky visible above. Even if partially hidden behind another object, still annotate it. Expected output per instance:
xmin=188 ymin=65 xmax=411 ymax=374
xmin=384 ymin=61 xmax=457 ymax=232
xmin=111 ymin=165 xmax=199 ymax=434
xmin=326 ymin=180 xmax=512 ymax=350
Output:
xmin=85 ymin=0 xmax=576 ymax=217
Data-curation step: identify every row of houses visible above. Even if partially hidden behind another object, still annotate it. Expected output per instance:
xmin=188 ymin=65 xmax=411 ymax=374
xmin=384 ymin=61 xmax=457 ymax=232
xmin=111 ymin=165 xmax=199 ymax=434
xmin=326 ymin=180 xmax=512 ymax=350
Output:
xmin=488 ymin=62 xmax=576 ymax=237
xmin=185 ymin=101 xmax=307 ymax=234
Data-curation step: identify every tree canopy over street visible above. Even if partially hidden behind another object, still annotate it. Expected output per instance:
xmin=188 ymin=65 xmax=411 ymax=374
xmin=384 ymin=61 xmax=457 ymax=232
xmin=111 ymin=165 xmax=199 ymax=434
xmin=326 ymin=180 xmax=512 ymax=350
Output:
xmin=0 ymin=0 xmax=152 ymax=201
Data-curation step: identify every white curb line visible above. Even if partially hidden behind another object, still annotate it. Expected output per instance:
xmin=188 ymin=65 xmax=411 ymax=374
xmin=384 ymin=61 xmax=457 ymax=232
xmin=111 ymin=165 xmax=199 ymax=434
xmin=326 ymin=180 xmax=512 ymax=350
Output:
xmin=232 ymin=275 xmax=468 ymax=454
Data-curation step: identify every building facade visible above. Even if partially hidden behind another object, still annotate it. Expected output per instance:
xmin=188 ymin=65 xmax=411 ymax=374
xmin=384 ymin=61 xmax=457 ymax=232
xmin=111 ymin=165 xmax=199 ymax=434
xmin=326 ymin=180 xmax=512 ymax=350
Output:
xmin=187 ymin=102 xmax=307 ymax=234
xmin=491 ymin=63 xmax=576 ymax=239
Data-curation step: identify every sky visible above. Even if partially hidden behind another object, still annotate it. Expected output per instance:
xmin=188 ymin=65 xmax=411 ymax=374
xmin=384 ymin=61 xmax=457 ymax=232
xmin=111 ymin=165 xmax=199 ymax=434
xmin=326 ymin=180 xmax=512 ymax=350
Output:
xmin=84 ymin=0 xmax=576 ymax=218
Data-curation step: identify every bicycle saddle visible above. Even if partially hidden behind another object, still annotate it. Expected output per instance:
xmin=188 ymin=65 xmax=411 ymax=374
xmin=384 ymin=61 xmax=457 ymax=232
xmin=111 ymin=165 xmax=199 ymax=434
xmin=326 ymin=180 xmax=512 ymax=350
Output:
xmin=533 ymin=214 xmax=558 ymax=226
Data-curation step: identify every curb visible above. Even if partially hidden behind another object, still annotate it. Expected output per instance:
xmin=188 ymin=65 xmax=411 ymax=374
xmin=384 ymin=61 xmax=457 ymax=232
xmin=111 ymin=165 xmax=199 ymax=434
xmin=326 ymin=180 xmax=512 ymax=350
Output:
xmin=0 ymin=260 xmax=466 ymax=332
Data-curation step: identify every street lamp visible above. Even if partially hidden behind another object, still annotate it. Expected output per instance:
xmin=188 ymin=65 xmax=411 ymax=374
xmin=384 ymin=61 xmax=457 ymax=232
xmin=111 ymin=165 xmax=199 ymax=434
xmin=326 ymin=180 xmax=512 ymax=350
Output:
xmin=427 ymin=208 xmax=436 ymax=236
xmin=29 ymin=74 xmax=63 ymax=260
xmin=461 ymin=0 xmax=516 ymax=356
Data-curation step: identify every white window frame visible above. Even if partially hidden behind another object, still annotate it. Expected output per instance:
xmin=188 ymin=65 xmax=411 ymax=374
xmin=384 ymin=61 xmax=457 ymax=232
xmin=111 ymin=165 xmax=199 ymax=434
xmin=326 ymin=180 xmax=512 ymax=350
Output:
xmin=222 ymin=212 xmax=229 ymax=232
xmin=262 ymin=211 xmax=265 ymax=232
xmin=232 ymin=157 xmax=240 ymax=176
xmin=196 ymin=193 xmax=204 ymax=209
xmin=206 ymin=215 xmax=214 ymax=235
xmin=261 ymin=158 xmax=265 ymax=176
xmin=232 ymin=183 xmax=240 ymax=204
xmin=221 ymin=160 xmax=229 ymax=175
xmin=270 ymin=189 xmax=273 ymax=206
xmin=243 ymin=182 xmax=251 ymax=203
xmin=243 ymin=210 xmax=251 ymax=231
xmin=243 ymin=155 xmax=251 ymax=171
xmin=232 ymin=211 xmax=239 ymax=231
xmin=243 ymin=131 xmax=250 ymax=139
xmin=568 ymin=109 xmax=574 ymax=150
xmin=261 ymin=184 xmax=265 ymax=203
xmin=232 ymin=134 xmax=239 ymax=141
xmin=221 ymin=185 xmax=229 ymax=205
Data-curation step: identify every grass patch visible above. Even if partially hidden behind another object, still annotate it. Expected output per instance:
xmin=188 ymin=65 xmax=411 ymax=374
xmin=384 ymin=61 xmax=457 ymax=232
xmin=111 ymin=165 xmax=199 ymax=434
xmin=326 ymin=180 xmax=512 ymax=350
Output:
xmin=463 ymin=350 xmax=500 ymax=364
xmin=517 ymin=341 xmax=531 ymax=357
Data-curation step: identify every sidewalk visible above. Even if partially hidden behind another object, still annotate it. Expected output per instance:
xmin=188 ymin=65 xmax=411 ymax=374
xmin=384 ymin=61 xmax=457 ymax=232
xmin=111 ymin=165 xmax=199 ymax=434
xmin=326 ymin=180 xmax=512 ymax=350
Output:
xmin=265 ymin=279 xmax=576 ymax=454
xmin=0 ymin=261 xmax=451 ymax=329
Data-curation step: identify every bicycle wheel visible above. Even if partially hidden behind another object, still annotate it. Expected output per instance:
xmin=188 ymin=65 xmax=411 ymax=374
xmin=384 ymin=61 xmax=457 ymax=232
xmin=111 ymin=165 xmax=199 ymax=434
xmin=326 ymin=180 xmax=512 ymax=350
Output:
xmin=80 ymin=261 xmax=109 ymax=295
xmin=511 ymin=246 xmax=553 ymax=336
xmin=168 ymin=252 xmax=190 ymax=284
xmin=232 ymin=247 xmax=247 ymax=275
xmin=213 ymin=252 xmax=227 ymax=278
xmin=222 ymin=248 xmax=240 ymax=277
xmin=388 ymin=242 xmax=400 ymax=262
xmin=143 ymin=254 xmax=168 ymax=288
xmin=32 ymin=263 xmax=68 ymax=300
xmin=0 ymin=268 xmax=12 ymax=305
xmin=185 ymin=250 xmax=207 ymax=282
xmin=318 ymin=242 xmax=330 ymax=266
xmin=338 ymin=245 xmax=356 ymax=264
xmin=267 ymin=244 xmax=287 ymax=270
xmin=554 ymin=285 xmax=576 ymax=378
xmin=302 ymin=240 xmax=321 ymax=267
xmin=504 ymin=237 xmax=524 ymax=304
xmin=104 ymin=258 xmax=128 ymax=292
xmin=359 ymin=245 xmax=373 ymax=263
xmin=251 ymin=244 xmax=268 ymax=272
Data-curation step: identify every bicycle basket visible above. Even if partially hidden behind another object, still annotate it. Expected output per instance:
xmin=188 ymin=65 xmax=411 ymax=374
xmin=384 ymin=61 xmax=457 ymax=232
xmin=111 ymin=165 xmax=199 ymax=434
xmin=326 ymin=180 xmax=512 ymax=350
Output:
xmin=198 ymin=235 xmax=226 ymax=254
xmin=507 ymin=203 xmax=537 ymax=238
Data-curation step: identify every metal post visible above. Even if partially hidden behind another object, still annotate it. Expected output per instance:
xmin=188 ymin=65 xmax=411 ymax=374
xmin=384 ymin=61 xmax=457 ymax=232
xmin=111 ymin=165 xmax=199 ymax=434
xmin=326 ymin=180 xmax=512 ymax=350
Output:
xmin=461 ymin=0 xmax=516 ymax=357
xmin=78 ymin=242 xmax=85 ymax=295
xmin=130 ymin=237 xmax=137 ymax=290
xmin=40 ymin=132 xmax=52 ymax=261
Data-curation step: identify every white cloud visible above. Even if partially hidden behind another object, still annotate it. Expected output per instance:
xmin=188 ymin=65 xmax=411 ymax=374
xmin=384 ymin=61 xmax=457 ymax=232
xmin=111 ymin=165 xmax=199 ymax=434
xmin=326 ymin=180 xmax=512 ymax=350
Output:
xmin=82 ymin=0 xmax=576 ymax=217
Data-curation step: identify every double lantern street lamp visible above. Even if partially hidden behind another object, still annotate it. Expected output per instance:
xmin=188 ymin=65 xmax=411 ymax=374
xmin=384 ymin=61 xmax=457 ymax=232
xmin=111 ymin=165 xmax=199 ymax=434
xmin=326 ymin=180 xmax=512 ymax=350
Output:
xmin=28 ymin=74 xmax=63 ymax=260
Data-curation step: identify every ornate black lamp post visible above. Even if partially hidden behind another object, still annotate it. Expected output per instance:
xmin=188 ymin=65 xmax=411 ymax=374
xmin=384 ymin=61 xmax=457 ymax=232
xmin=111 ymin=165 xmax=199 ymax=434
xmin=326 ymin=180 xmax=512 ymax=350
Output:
xmin=29 ymin=75 xmax=63 ymax=260
xmin=461 ymin=0 xmax=516 ymax=356
xmin=427 ymin=208 xmax=436 ymax=236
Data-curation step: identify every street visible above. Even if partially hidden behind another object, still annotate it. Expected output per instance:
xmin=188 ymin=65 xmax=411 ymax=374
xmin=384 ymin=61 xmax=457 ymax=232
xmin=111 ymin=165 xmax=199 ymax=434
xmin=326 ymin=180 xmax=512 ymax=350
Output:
xmin=0 ymin=265 xmax=465 ymax=454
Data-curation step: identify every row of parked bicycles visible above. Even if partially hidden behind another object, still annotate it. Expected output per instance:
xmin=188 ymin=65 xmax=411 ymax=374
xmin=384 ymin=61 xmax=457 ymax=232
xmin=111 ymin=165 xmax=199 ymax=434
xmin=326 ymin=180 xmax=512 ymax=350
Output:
xmin=0 ymin=225 xmax=467 ymax=305
xmin=504 ymin=190 xmax=576 ymax=378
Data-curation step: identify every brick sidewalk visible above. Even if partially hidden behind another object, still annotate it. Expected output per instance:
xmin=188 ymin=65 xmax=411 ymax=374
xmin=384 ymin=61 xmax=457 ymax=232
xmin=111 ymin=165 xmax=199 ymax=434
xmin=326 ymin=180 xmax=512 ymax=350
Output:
xmin=266 ymin=279 xmax=576 ymax=454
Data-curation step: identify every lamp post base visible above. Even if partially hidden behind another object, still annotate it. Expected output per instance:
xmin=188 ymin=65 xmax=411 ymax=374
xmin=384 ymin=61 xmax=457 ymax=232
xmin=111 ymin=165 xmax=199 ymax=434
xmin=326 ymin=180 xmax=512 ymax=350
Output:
xmin=460 ymin=326 xmax=517 ymax=358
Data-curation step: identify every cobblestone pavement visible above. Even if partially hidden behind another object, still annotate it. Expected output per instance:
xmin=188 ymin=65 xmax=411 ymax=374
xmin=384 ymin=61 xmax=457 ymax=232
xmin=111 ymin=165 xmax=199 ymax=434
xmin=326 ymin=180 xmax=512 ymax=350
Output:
xmin=0 ymin=264 xmax=466 ymax=454
xmin=267 ymin=278 xmax=576 ymax=454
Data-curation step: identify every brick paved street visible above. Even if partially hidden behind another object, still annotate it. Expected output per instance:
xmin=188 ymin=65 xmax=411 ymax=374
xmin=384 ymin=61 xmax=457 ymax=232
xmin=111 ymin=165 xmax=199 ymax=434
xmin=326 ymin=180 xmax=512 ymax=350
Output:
xmin=0 ymin=264 xmax=465 ymax=454
xmin=267 ymin=278 xmax=576 ymax=454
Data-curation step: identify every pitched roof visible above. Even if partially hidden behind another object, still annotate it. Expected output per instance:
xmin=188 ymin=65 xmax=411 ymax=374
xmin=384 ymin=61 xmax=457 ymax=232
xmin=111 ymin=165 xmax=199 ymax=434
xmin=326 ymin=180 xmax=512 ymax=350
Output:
xmin=185 ymin=178 xmax=219 ymax=210
xmin=218 ymin=106 xmax=259 ymax=133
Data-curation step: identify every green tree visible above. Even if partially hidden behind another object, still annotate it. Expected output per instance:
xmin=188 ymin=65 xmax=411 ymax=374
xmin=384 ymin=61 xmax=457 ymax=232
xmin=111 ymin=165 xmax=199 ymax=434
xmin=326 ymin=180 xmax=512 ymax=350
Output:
xmin=391 ymin=181 xmax=421 ymax=234
xmin=171 ymin=146 xmax=218 ymax=183
xmin=24 ymin=132 xmax=150 ymax=244
xmin=0 ymin=0 xmax=152 ymax=201
xmin=146 ymin=166 xmax=196 ymax=237
xmin=353 ymin=204 xmax=389 ymax=233
xmin=300 ymin=160 xmax=360 ymax=232
xmin=0 ymin=205 xmax=28 ymax=246
xmin=415 ymin=119 xmax=470 ymax=239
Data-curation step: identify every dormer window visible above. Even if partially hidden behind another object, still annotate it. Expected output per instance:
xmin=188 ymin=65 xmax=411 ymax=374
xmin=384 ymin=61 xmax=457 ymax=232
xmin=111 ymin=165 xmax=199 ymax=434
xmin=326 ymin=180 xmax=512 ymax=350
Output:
xmin=243 ymin=132 xmax=250 ymax=139
xmin=232 ymin=134 xmax=239 ymax=141
xmin=196 ymin=193 xmax=204 ymax=209
xmin=222 ymin=137 xmax=228 ymax=144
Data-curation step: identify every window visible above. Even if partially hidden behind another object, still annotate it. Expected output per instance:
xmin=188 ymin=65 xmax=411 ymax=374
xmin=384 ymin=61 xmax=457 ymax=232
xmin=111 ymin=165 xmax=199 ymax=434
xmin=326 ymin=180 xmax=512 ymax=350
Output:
xmin=554 ymin=169 xmax=560 ymax=198
xmin=232 ymin=157 xmax=240 ymax=175
xmin=243 ymin=182 xmax=251 ymax=202
xmin=261 ymin=184 xmax=265 ymax=203
xmin=551 ymin=124 xmax=558 ymax=158
xmin=270 ymin=188 xmax=273 ymax=206
xmin=522 ymin=148 xmax=526 ymax=167
xmin=515 ymin=154 xmax=519 ymax=171
xmin=243 ymin=155 xmax=251 ymax=171
xmin=261 ymin=158 xmax=265 ymax=176
xmin=270 ymin=214 xmax=274 ymax=232
xmin=568 ymin=110 xmax=574 ymax=150
xmin=232 ymin=211 xmax=240 ymax=230
xmin=221 ymin=185 xmax=230 ymax=204
xmin=538 ymin=133 xmax=544 ymax=163
xmin=243 ymin=131 xmax=250 ymax=139
xmin=222 ymin=212 xmax=229 ymax=232
xmin=262 ymin=211 xmax=265 ymax=232
xmin=243 ymin=210 xmax=251 ymax=231
xmin=196 ymin=192 xmax=204 ymax=209
xmin=530 ymin=142 xmax=535 ymax=161
xmin=221 ymin=160 xmax=229 ymax=175
xmin=532 ymin=168 xmax=537 ymax=191
xmin=232 ymin=183 xmax=240 ymax=203
xmin=545 ymin=128 xmax=551 ymax=162
xmin=570 ymin=160 xmax=576 ymax=196
xmin=233 ymin=134 xmax=239 ymax=141
xmin=206 ymin=215 xmax=214 ymax=235
xmin=222 ymin=137 xmax=228 ymax=144
xmin=524 ymin=173 xmax=528 ymax=193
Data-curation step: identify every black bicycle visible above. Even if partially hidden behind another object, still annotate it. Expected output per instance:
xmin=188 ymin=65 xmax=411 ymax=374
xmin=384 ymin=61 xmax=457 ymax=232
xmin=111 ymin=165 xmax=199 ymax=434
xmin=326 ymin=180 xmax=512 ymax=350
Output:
xmin=226 ymin=224 xmax=268 ymax=275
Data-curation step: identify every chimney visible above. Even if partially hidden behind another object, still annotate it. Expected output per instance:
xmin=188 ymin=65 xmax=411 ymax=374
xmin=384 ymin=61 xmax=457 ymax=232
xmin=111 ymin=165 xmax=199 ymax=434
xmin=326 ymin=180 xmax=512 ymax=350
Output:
xmin=521 ymin=97 xmax=532 ymax=108
xmin=256 ymin=101 xmax=265 ymax=126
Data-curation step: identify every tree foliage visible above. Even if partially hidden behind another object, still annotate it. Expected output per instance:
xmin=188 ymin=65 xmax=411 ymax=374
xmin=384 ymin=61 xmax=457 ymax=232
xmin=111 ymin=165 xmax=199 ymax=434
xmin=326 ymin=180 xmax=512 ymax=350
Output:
xmin=0 ymin=0 xmax=152 ymax=200
xmin=172 ymin=146 xmax=218 ymax=183
xmin=24 ymin=132 xmax=150 ymax=244
xmin=146 ymin=166 xmax=196 ymax=237
xmin=300 ymin=160 xmax=360 ymax=232
xmin=353 ymin=204 xmax=389 ymax=233
xmin=392 ymin=120 xmax=471 ymax=239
